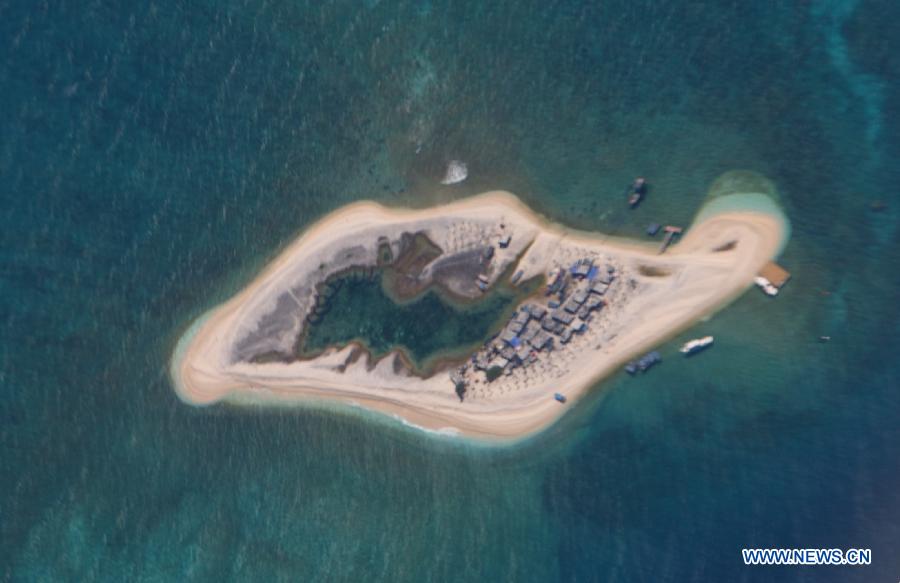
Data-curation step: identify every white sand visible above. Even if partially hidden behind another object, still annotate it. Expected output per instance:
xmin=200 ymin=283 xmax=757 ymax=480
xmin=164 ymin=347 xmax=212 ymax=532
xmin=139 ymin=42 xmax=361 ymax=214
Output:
xmin=171 ymin=190 xmax=788 ymax=441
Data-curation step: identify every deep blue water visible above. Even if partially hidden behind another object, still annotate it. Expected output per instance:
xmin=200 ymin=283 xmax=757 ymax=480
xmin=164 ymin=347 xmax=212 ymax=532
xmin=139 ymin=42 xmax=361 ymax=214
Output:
xmin=2 ymin=1 xmax=898 ymax=581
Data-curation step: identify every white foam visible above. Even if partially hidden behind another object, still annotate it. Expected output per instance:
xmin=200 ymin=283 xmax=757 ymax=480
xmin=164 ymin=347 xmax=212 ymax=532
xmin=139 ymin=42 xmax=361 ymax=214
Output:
xmin=391 ymin=413 xmax=461 ymax=437
xmin=440 ymin=160 xmax=468 ymax=185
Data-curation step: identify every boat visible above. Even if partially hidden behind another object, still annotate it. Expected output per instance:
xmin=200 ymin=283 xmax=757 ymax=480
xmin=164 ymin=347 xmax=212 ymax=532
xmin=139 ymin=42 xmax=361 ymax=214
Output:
xmin=636 ymin=351 xmax=661 ymax=372
xmin=679 ymin=335 xmax=714 ymax=355
xmin=554 ymin=392 xmax=567 ymax=403
xmin=626 ymin=351 xmax=661 ymax=374
xmin=627 ymin=177 xmax=647 ymax=208
xmin=754 ymin=276 xmax=779 ymax=296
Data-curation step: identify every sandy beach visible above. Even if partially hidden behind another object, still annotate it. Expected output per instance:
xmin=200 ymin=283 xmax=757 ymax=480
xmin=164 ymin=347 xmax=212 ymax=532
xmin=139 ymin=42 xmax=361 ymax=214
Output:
xmin=171 ymin=188 xmax=788 ymax=441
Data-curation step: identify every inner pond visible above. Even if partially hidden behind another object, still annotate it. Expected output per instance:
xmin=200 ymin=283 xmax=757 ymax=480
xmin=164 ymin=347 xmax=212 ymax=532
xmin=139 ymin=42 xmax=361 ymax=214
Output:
xmin=299 ymin=271 xmax=538 ymax=372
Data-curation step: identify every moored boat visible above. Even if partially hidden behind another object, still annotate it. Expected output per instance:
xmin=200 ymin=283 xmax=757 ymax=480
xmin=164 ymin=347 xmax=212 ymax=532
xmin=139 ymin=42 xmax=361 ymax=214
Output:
xmin=627 ymin=177 xmax=647 ymax=208
xmin=626 ymin=351 xmax=661 ymax=374
xmin=754 ymin=276 xmax=779 ymax=296
xmin=554 ymin=392 xmax=567 ymax=403
xmin=636 ymin=351 xmax=661 ymax=371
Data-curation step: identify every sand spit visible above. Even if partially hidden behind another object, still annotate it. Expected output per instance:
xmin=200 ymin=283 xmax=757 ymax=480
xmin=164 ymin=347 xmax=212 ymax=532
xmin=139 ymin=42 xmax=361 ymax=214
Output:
xmin=172 ymin=187 xmax=788 ymax=442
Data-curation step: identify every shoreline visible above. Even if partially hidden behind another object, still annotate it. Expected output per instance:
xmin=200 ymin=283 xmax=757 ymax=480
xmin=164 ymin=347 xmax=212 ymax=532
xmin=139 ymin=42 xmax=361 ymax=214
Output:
xmin=171 ymin=186 xmax=789 ymax=443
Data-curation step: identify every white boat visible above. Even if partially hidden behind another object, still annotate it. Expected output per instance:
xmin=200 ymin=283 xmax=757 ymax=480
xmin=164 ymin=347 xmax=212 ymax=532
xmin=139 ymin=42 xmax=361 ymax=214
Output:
xmin=680 ymin=335 xmax=714 ymax=355
xmin=754 ymin=276 xmax=779 ymax=296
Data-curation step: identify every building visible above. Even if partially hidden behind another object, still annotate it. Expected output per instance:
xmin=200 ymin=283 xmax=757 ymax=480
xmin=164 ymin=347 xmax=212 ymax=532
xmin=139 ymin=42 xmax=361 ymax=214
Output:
xmin=585 ymin=295 xmax=604 ymax=310
xmin=515 ymin=345 xmax=530 ymax=361
xmin=500 ymin=346 xmax=517 ymax=361
xmin=571 ymin=259 xmax=593 ymax=279
xmin=521 ymin=321 xmax=541 ymax=342
xmin=551 ymin=310 xmax=575 ymax=325
xmin=525 ymin=304 xmax=547 ymax=320
xmin=532 ymin=333 xmax=554 ymax=351
xmin=500 ymin=329 xmax=518 ymax=345
xmin=547 ymin=268 xmax=566 ymax=294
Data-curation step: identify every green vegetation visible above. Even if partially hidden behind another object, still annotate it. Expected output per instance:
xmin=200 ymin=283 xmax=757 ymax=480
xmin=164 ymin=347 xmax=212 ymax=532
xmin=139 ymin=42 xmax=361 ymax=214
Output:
xmin=454 ymin=380 xmax=467 ymax=401
xmin=485 ymin=365 xmax=504 ymax=382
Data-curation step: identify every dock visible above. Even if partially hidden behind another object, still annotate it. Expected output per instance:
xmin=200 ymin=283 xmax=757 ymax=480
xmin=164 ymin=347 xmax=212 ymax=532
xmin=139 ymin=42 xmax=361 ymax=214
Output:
xmin=755 ymin=262 xmax=791 ymax=296
xmin=658 ymin=226 xmax=683 ymax=254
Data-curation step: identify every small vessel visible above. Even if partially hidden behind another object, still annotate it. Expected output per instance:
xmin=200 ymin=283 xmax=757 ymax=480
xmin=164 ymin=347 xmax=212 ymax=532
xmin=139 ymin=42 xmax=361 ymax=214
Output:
xmin=754 ymin=276 xmax=779 ymax=296
xmin=680 ymin=335 xmax=714 ymax=355
xmin=554 ymin=392 xmax=567 ymax=403
xmin=626 ymin=351 xmax=661 ymax=374
xmin=628 ymin=177 xmax=647 ymax=208
xmin=637 ymin=351 xmax=661 ymax=372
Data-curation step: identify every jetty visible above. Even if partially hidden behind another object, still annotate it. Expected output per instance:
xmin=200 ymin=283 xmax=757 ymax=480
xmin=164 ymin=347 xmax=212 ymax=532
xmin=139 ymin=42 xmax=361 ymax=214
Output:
xmin=658 ymin=226 xmax=683 ymax=254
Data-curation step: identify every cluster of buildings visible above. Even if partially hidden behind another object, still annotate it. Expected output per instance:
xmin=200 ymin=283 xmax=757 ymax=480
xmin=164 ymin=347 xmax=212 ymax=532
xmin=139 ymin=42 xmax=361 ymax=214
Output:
xmin=453 ymin=256 xmax=620 ymax=394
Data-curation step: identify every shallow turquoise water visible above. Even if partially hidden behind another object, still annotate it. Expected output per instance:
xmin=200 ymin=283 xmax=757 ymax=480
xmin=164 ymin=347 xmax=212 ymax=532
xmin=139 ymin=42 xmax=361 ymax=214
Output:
xmin=2 ymin=1 xmax=898 ymax=581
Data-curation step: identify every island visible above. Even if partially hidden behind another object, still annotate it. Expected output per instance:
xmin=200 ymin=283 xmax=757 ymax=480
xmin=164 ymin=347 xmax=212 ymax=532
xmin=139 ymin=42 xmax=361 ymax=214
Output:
xmin=171 ymin=171 xmax=790 ymax=441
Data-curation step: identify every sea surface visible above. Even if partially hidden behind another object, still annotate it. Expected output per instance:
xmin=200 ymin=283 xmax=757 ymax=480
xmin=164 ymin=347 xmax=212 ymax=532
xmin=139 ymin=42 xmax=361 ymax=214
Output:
xmin=2 ymin=1 xmax=898 ymax=581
